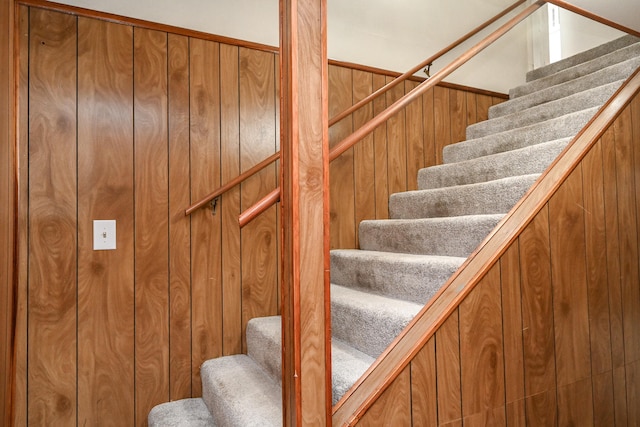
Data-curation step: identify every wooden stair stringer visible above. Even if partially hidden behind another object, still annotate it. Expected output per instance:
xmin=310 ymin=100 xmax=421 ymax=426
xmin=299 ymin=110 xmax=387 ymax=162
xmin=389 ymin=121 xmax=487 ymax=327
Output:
xmin=332 ymin=66 xmax=640 ymax=427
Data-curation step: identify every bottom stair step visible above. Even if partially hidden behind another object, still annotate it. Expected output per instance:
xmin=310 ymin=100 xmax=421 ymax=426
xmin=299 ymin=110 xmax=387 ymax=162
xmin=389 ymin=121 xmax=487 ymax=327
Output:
xmin=201 ymin=355 xmax=282 ymax=427
xmin=148 ymin=398 xmax=215 ymax=427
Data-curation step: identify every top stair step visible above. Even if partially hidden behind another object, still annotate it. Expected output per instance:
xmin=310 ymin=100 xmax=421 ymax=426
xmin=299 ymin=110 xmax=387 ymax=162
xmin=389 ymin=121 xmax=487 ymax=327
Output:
xmin=526 ymin=34 xmax=639 ymax=82
xmin=511 ymin=40 xmax=640 ymax=99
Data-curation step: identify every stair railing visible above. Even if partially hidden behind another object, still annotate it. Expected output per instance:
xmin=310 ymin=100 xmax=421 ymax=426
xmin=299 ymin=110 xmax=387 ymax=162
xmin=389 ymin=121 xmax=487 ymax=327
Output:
xmin=238 ymin=0 xmax=546 ymax=227
xmin=184 ymin=0 xmax=528 ymax=219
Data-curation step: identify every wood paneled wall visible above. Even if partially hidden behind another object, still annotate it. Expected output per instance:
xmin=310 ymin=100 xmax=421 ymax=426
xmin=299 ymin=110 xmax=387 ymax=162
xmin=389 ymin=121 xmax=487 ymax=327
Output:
xmin=355 ymin=91 xmax=640 ymax=426
xmin=15 ymin=6 xmax=279 ymax=425
xmin=13 ymin=5 xmax=504 ymax=426
xmin=328 ymin=65 xmax=504 ymax=249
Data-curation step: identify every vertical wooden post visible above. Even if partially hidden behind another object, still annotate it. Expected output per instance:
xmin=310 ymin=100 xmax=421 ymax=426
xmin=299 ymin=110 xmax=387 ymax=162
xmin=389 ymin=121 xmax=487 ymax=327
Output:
xmin=279 ymin=0 xmax=331 ymax=425
xmin=0 ymin=0 xmax=15 ymax=425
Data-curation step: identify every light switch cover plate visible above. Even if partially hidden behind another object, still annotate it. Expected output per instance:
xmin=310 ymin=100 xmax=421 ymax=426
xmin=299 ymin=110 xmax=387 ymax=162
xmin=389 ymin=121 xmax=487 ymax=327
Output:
xmin=93 ymin=220 xmax=116 ymax=250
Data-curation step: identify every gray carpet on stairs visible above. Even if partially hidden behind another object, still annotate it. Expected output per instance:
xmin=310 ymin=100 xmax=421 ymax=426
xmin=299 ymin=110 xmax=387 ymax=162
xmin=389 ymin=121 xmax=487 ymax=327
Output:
xmin=148 ymin=35 xmax=640 ymax=426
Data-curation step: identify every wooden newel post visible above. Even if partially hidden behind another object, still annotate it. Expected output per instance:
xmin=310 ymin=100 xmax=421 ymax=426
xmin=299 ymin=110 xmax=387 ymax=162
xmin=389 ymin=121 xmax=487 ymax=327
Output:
xmin=279 ymin=0 xmax=331 ymax=426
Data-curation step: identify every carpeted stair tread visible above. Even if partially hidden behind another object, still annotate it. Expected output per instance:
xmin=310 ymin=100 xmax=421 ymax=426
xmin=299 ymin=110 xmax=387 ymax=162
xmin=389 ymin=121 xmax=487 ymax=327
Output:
xmin=245 ymin=315 xmax=374 ymax=404
xmin=491 ymin=55 xmax=640 ymax=119
xmin=148 ymin=398 xmax=216 ymax=427
xmin=331 ymin=284 xmax=422 ymax=358
xmin=510 ymin=41 xmax=640 ymax=98
xmin=442 ymin=107 xmax=593 ymax=164
xmin=358 ymin=214 xmax=504 ymax=258
xmin=201 ymin=355 xmax=282 ymax=427
xmin=467 ymin=80 xmax=623 ymax=139
xmin=526 ymin=35 xmax=639 ymax=82
xmin=391 ymin=174 xmax=539 ymax=219
xmin=246 ymin=316 xmax=281 ymax=386
xmin=422 ymin=139 xmax=568 ymax=190
xmin=330 ymin=249 xmax=465 ymax=305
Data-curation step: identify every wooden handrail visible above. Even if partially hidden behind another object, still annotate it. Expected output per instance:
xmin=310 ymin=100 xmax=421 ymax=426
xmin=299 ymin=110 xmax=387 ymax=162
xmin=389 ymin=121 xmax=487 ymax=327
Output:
xmin=239 ymin=0 xmax=546 ymax=227
xmin=238 ymin=187 xmax=281 ymax=228
xmin=185 ymin=0 xmax=525 ymax=218
xmin=327 ymin=0 xmax=526 ymax=127
xmin=184 ymin=152 xmax=280 ymax=216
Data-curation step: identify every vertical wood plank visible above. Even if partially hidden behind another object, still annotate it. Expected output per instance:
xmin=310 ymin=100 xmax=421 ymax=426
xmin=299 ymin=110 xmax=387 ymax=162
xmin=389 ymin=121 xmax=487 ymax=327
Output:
xmin=189 ymin=37 xmax=222 ymax=394
xmin=385 ymin=76 xmax=407 ymax=195
xmin=405 ymin=80 xmax=424 ymax=191
xmin=436 ymin=310 xmax=462 ymax=426
xmin=220 ymin=43 xmax=242 ymax=356
xmin=520 ymin=206 xmax=557 ymax=425
xmin=626 ymin=360 xmax=640 ymax=425
xmin=77 ymin=16 xmax=135 ymax=425
xmin=239 ymin=48 xmax=278 ymax=350
xmin=13 ymin=7 xmax=29 ymax=425
xmin=372 ymin=74 xmax=389 ymax=220
xmin=500 ymin=241 xmax=526 ymax=425
xmin=592 ymin=371 xmax=615 ymax=427
xmin=28 ymin=9 xmax=77 ymax=425
xmin=357 ymin=366 xmax=412 ymax=427
xmin=422 ymin=87 xmax=436 ymax=169
xmin=433 ymin=86 xmax=451 ymax=165
xmin=466 ymin=92 xmax=478 ymax=125
xmin=134 ymin=27 xmax=170 ymax=424
xmin=410 ymin=336 xmax=437 ymax=426
xmin=328 ymin=65 xmax=355 ymax=249
xmin=459 ymin=264 xmax=505 ymax=426
xmin=613 ymin=107 xmax=640 ymax=365
xmin=167 ymin=33 xmax=192 ymax=399
xmin=557 ymin=378 xmax=594 ymax=426
xmin=549 ymin=168 xmax=591 ymax=388
xmin=449 ymin=89 xmax=467 ymax=145
xmin=476 ymin=95 xmax=493 ymax=123
xmin=352 ymin=69 xmax=375 ymax=245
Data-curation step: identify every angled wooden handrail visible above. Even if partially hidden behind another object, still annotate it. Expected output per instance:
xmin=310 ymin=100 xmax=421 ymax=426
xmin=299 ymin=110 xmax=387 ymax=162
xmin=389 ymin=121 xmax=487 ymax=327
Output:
xmin=184 ymin=152 xmax=280 ymax=216
xmin=187 ymin=0 xmax=526 ymax=218
xmin=327 ymin=0 xmax=526 ymax=127
xmin=239 ymin=0 xmax=546 ymax=227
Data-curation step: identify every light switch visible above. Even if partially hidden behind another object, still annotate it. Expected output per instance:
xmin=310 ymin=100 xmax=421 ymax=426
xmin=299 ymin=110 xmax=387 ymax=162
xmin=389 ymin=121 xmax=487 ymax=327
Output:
xmin=93 ymin=220 xmax=116 ymax=250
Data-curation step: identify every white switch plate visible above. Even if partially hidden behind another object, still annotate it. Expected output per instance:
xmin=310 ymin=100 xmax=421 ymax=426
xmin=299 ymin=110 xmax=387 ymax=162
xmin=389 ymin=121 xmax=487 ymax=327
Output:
xmin=93 ymin=220 xmax=116 ymax=250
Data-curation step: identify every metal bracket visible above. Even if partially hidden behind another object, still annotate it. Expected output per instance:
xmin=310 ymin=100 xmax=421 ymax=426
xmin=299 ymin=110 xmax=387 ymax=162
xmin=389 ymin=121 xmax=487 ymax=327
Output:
xmin=423 ymin=63 xmax=433 ymax=78
xmin=210 ymin=197 xmax=218 ymax=215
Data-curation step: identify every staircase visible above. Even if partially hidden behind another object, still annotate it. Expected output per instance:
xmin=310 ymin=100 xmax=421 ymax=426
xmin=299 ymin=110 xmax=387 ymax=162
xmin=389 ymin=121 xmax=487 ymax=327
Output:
xmin=148 ymin=35 xmax=640 ymax=427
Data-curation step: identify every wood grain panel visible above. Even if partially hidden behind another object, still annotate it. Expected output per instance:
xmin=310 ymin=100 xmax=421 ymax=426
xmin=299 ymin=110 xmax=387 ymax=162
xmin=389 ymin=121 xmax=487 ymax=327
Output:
xmin=557 ymin=378 xmax=594 ymax=426
xmin=329 ymin=65 xmax=356 ymax=249
xmin=385 ymin=76 xmax=407 ymax=195
xmin=167 ymin=33 xmax=192 ymax=400
xmin=189 ymin=37 xmax=222 ymax=394
xmin=459 ymin=264 xmax=505 ymax=426
xmin=405 ymin=80 xmax=424 ymax=191
xmin=239 ymin=47 xmax=278 ymax=349
xmin=436 ymin=310 xmax=462 ymax=426
xmin=449 ymin=89 xmax=467 ymax=145
xmin=27 ymin=9 xmax=77 ymax=425
xmin=627 ymin=359 xmax=640 ymax=425
xmin=592 ymin=370 xmax=615 ymax=427
xmin=220 ymin=43 xmax=242 ymax=356
xmin=613 ymin=106 xmax=640 ymax=365
xmin=549 ymin=167 xmax=591 ymax=387
xmin=77 ymin=16 xmax=135 ymax=425
xmin=519 ymin=206 xmax=556 ymax=420
xmin=476 ymin=94 xmax=493 ymax=123
xmin=466 ymin=92 xmax=478 ymax=125
xmin=372 ymin=74 xmax=389 ymax=220
xmin=352 ymin=69 xmax=375 ymax=244
xmin=133 ymin=27 xmax=170 ymax=424
xmin=422 ymin=87 xmax=436 ymax=169
xmin=433 ymin=86 xmax=451 ymax=165
xmin=410 ymin=336 xmax=437 ymax=426
xmin=357 ymin=366 xmax=411 ymax=427
xmin=581 ymin=141 xmax=613 ymax=375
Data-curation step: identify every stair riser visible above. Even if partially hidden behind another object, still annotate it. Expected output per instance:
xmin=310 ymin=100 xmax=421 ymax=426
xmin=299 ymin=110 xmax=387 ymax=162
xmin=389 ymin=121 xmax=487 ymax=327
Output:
xmin=492 ymin=56 xmax=640 ymax=119
xmin=359 ymin=215 xmax=503 ymax=258
xmin=391 ymin=174 xmax=539 ymax=219
xmin=510 ymin=42 xmax=640 ymax=98
xmin=330 ymin=250 xmax=464 ymax=305
xmin=468 ymin=80 xmax=622 ymax=140
xmin=442 ymin=107 xmax=594 ymax=164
